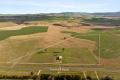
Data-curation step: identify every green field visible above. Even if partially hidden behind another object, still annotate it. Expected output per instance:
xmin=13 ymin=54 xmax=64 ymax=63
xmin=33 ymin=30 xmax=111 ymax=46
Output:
xmin=0 ymin=26 xmax=48 ymax=41
xmin=22 ymin=48 xmax=97 ymax=64
xmin=62 ymin=29 xmax=120 ymax=59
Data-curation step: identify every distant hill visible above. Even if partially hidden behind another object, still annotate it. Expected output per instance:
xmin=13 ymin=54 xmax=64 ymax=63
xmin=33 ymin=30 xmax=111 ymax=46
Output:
xmin=0 ymin=11 xmax=120 ymax=17
xmin=92 ymin=12 xmax=120 ymax=17
xmin=45 ymin=12 xmax=92 ymax=17
xmin=46 ymin=12 xmax=120 ymax=17
xmin=0 ymin=12 xmax=120 ymax=24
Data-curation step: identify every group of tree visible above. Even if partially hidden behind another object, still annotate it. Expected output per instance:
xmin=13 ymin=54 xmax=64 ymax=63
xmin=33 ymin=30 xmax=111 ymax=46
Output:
xmin=0 ymin=73 xmax=114 ymax=80
xmin=82 ymin=18 xmax=120 ymax=26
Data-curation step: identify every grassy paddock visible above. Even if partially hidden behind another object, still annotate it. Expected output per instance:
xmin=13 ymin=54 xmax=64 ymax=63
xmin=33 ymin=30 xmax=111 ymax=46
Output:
xmin=0 ymin=26 xmax=48 ymax=41
xmin=26 ymin=48 xmax=97 ymax=64
xmin=62 ymin=29 xmax=120 ymax=59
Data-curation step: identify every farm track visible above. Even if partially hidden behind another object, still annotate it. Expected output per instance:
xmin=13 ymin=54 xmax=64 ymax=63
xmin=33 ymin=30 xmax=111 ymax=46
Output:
xmin=0 ymin=62 xmax=120 ymax=73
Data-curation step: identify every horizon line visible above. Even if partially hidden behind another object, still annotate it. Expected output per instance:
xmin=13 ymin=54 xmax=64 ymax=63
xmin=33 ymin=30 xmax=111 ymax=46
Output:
xmin=0 ymin=11 xmax=120 ymax=15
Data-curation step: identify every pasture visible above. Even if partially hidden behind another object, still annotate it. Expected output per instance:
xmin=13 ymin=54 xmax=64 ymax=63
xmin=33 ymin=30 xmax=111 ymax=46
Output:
xmin=26 ymin=48 xmax=97 ymax=64
xmin=62 ymin=28 xmax=120 ymax=59
xmin=0 ymin=26 xmax=48 ymax=41
xmin=0 ymin=23 xmax=120 ymax=78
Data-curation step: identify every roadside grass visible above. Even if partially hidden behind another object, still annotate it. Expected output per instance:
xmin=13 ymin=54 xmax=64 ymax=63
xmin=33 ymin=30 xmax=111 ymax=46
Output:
xmin=62 ymin=29 xmax=120 ymax=59
xmin=0 ymin=26 xmax=48 ymax=41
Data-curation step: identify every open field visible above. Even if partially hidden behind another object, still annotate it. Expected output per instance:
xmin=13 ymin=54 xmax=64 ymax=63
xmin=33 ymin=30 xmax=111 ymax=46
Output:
xmin=0 ymin=23 xmax=120 ymax=66
xmin=62 ymin=28 xmax=120 ymax=67
xmin=62 ymin=29 xmax=120 ymax=58
xmin=0 ymin=24 xmax=98 ymax=64
xmin=0 ymin=16 xmax=120 ymax=79
xmin=25 ymin=48 xmax=97 ymax=64
xmin=0 ymin=26 xmax=48 ymax=41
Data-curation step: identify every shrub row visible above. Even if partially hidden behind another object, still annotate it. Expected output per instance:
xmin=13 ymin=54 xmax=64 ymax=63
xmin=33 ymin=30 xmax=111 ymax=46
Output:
xmin=0 ymin=74 xmax=113 ymax=80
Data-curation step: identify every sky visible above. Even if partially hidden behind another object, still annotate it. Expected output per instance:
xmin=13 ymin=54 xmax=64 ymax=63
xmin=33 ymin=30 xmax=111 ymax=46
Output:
xmin=0 ymin=0 xmax=119 ymax=14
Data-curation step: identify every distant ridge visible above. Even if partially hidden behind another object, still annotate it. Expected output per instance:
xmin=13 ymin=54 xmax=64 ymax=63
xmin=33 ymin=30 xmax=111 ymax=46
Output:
xmin=0 ymin=11 xmax=120 ymax=17
xmin=50 ymin=12 xmax=120 ymax=17
xmin=92 ymin=12 xmax=120 ymax=17
xmin=0 ymin=12 xmax=120 ymax=24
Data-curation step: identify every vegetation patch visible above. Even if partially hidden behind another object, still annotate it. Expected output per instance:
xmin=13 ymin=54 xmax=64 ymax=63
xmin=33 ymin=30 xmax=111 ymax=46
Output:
xmin=82 ymin=18 xmax=120 ymax=26
xmin=62 ymin=29 xmax=120 ymax=59
xmin=27 ymin=48 xmax=97 ymax=64
xmin=0 ymin=26 xmax=48 ymax=41
xmin=0 ymin=72 xmax=117 ymax=80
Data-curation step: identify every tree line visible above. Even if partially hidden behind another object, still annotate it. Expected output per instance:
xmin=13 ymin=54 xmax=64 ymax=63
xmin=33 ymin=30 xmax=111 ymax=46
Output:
xmin=0 ymin=73 xmax=113 ymax=80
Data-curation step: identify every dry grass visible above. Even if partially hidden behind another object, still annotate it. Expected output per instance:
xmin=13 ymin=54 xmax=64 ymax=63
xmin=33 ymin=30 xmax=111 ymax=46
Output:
xmin=0 ymin=22 xmax=18 ymax=28
xmin=0 ymin=23 xmax=96 ymax=63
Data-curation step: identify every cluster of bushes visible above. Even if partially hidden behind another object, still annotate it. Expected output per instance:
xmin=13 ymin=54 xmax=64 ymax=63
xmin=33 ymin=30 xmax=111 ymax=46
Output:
xmin=91 ymin=28 xmax=115 ymax=31
xmin=39 ymin=74 xmax=113 ymax=80
xmin=0 ymin=75 xmax=37 ymax=79
xmin=0 ymin=15 xmax=71 ymax=24
xmin=0 ymin=74 xmax=113 ymax=80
